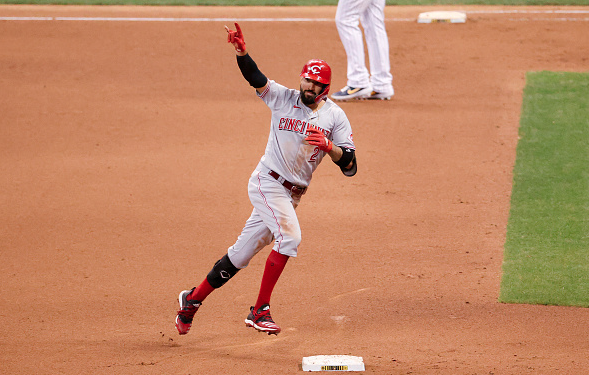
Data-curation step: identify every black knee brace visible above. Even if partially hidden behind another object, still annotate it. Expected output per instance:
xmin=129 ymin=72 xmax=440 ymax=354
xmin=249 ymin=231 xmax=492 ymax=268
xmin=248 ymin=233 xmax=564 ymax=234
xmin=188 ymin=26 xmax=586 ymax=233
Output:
xmin=206 ymin=254 xmax=240 ymax=289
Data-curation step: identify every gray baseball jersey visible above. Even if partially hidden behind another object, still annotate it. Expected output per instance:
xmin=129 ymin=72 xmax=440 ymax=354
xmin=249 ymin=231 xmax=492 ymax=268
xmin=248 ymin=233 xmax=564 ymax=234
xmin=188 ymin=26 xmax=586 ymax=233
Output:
xmin=256 ymin=80 xmax=356 ymax=187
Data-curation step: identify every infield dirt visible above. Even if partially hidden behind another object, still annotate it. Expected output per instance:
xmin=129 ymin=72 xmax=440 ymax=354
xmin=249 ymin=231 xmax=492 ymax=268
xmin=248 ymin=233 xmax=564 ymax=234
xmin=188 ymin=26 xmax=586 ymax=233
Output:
xmin=1 ymin=5 xmax=589 ymax=374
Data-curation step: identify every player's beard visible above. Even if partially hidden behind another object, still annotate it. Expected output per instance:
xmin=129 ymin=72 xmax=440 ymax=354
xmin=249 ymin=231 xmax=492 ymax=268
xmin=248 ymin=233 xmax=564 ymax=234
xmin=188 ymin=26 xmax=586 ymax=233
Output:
xmin=300 ymin=87 xmax=317 ymax=105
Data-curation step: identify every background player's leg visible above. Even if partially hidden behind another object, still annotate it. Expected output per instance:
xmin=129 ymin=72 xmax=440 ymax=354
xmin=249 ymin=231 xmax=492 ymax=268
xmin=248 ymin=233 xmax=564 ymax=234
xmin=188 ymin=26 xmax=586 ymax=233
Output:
xmin=361 ymin=0 xmax=393 ymax=96
xmin=335 ymin=0 xmax=371 ymax=89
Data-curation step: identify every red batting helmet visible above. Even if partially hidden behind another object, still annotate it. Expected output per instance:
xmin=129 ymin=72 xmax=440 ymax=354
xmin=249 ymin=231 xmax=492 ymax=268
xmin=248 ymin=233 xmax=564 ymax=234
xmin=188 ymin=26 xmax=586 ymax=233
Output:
xmin=300 ymin=59 xmax=332 ymax=103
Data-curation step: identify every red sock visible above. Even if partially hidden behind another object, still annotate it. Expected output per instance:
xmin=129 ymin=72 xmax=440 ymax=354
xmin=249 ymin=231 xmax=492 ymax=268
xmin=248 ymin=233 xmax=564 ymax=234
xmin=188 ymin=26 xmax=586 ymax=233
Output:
xmin=254 ymin=250 xmax=289 ymax=311
xmin=188 ymin=278 xmax=215 ymax=302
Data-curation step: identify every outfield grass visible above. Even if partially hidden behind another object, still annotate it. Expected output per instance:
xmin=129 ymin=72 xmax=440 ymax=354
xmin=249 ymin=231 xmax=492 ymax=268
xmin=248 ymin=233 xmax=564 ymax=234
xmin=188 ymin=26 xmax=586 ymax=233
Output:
xmin=1 ymin=0 xmax=589 ymax=6
xmin=499 ymin=72 xmax=589 ymax=307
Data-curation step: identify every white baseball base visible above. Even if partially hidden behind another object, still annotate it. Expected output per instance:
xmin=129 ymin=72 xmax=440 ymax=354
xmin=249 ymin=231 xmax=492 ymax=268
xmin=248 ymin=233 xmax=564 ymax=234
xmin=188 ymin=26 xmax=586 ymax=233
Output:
xmin=302 ymin=355 xmax=365 ymax=371
xmin=417 ymin=11 xmax=467 ymax=23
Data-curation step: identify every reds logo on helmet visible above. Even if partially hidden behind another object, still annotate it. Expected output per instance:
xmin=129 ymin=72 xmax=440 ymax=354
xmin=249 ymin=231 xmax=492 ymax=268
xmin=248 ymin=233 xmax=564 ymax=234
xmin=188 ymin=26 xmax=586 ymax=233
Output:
xmin=309 ymin=65 xmax=322 ymax=74
xmin=300 ymin=59 xmax=331 ymax=103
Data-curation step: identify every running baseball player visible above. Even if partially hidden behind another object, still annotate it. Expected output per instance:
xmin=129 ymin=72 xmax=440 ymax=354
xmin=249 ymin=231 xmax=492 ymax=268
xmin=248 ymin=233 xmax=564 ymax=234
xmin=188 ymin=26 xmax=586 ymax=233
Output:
xmin=331 ymin=0 xmax=394 ymax=101
xmin=175 ymin=23 xmax=357 ymax=336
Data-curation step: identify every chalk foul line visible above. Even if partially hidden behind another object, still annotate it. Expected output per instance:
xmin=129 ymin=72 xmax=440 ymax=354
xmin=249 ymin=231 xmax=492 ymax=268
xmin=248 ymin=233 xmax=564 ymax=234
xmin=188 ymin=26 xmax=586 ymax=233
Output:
xmin=1 ymin=10 xmax=589 ymax=22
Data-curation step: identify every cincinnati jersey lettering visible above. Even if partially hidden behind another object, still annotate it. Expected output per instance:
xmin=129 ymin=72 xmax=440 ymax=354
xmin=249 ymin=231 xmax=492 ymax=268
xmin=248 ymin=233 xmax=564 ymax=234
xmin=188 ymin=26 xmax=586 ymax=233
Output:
xmin=278 ymin=117 xmax=331 ymax=137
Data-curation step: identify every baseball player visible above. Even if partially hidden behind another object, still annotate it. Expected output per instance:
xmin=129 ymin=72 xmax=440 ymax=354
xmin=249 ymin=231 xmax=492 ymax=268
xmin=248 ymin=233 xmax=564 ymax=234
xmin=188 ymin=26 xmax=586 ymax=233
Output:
xmin=175 ymin=23 xmax=357 ymax=336
xmin=331 ymin=0 xmax=394 ymax=101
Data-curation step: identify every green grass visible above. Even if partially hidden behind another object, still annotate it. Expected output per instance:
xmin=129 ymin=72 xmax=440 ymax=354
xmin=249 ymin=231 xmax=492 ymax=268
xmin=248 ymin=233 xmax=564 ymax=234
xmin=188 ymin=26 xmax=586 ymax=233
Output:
xmin=499 ymin=72 xmax=589 ymax=307
xmin=1 ymin=0 xmax=589 ymax=5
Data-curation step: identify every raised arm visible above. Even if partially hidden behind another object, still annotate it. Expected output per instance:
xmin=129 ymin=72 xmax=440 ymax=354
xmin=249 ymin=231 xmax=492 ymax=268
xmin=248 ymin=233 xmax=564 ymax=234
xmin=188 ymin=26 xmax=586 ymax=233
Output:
xmin=225 ymin=23 xmax=269 ymax=94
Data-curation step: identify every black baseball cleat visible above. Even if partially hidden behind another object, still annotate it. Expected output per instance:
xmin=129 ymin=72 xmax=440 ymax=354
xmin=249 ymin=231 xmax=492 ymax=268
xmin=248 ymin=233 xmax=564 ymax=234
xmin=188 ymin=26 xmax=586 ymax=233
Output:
xmin=244 ymin=304 xmax=281 ymax=335
xmin=175 ymin=288 xmax=202 ymax=335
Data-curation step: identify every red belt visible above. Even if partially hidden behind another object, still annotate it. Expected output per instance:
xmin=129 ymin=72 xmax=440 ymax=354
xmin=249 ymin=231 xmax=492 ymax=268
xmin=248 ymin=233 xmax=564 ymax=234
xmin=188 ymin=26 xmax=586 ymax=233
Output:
xmin=268 ymin=170 xmax=307 ymax=195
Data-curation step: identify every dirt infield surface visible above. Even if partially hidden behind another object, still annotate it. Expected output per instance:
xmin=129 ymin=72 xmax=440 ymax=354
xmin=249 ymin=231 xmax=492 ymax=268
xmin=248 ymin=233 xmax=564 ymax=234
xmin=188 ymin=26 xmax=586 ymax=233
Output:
xmin=2 ymin=5 xmax=589 ymax=374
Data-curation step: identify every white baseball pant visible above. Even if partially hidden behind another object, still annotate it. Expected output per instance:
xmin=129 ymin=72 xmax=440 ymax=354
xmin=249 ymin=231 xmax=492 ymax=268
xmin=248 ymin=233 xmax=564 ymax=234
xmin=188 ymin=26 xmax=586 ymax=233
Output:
xmin=227 ymin=168 xmax=302 ymax=269
xmin=335 ymin=0 xmax=393 ymax=93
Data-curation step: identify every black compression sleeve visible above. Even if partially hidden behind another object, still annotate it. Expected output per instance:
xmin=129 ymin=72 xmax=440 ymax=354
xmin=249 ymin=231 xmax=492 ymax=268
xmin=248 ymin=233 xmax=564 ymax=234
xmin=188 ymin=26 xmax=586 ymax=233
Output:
xmin=236 ymin=53 xmax=268 ymax=89
xmin=335 ymin=147 xmax=357 ymax=177
xmin=335 ymin=147 xmax=355 ymax=168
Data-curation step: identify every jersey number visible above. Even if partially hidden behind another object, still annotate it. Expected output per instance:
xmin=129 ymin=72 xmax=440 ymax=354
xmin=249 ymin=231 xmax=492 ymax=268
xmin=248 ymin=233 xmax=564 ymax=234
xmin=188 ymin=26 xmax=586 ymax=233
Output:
xmin=309 ymin=147 xmax=320 ymax=162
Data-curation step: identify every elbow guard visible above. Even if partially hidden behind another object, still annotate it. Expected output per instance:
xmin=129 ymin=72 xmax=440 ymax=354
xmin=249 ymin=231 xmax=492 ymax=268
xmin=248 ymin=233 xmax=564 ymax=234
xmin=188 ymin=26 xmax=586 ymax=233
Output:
xmin=236 ymin=53 xmax=268 ymax=89
xmin=335 ymin=147 xmax=357 ymax=177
